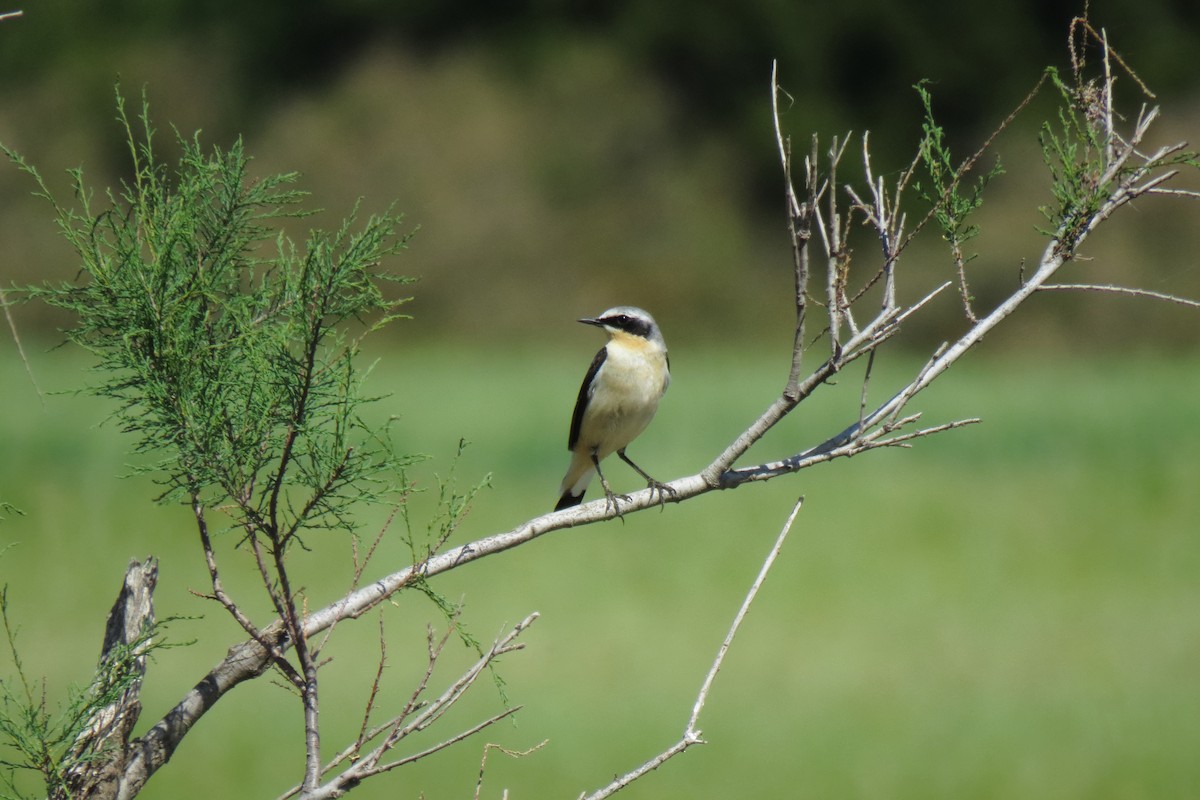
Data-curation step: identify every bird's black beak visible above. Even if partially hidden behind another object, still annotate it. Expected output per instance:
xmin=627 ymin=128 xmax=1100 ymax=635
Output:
xmin=578 ymin=317 xmax=602 ymax=327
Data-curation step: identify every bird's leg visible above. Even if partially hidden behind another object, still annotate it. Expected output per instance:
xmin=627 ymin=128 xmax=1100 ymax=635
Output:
xmin=592 ymin=453 xmax=629 ymax=517
xmin=617 ymin=449 xmax=677 ymax=507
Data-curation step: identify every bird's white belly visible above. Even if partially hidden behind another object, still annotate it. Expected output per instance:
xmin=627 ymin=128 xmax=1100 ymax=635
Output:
xmin=579 ymin=347 xmax=667 ymax=459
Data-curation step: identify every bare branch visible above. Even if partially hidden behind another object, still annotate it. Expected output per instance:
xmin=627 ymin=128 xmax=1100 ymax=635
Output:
xmin=873 ymin=418 xmax=983 ymax=449
xmin=55 ymin=559 xmax=157 ymax=800
xmin=313 ymin=508 xmax=400 ymax=658
xmin=687 ymin=496 xmax=803 ymax=734
xmin=193 ymin=495 xmax=264 ymax=643
xmin=475 ymin=740 xmax=549 ymax=800
xmin=1039 ymin=283 xmax=1200 ymax=308
xmin=351 ymin=613 xmax=389 ymax=760
xmin=578 ymin=497 xmax=804 ymax=800
xmin=772 ymin=61 xmax=813 ymax=395
xmin=278 ymin=613 xmax=539 ymax=800
xmin=361 ymin=707 xmax=522 ymax=779
xmin=0 ymin=287 xmax=42 ymax=404
xmin=770 ymin=61 xmax=802 ymax=222
xmin=1069 ymin=13 xmax=1156 ymax=100
xmin=1146 ymin=186 xmax=1200 ymax=200
xmin=823 ymin=134 xmax=853 ymax=351
xmin=339 ymin=621 xmax=454 ymax=771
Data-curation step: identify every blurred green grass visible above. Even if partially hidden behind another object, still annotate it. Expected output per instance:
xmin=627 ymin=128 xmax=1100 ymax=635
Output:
xmin=2 ymin=340 xmax=1199 ymax=799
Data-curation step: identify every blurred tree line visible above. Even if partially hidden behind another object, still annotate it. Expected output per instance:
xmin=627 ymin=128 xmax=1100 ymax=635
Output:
xmin=6 ymin=1 xmax=1199 ymax=176
xmin=2 ymin=0 xmax=1199 ymax=347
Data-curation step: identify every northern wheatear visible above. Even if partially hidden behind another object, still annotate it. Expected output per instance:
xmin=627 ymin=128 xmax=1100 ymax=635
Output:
xmin=554 ymin=306 xmax=673 ymax=511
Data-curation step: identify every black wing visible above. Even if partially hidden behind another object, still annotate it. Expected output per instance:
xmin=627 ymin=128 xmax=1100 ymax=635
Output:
xmin=567 ymin=346 xmax=606 ymax=451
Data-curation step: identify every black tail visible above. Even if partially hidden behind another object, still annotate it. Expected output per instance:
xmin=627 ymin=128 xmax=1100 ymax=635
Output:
xmin=554 ymin=490 xmax=584 ymax=511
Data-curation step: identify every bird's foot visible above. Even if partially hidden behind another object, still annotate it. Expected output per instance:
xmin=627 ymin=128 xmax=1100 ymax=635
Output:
xmin=602 ymin=487 xmax=631 ymax=519
xmin=646 ymin=478 xmax=677 ymax=509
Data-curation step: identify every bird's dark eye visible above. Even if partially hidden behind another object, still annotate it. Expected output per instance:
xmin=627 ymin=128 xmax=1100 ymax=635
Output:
xmin=615 ymin=315 xmax=629 ymax=325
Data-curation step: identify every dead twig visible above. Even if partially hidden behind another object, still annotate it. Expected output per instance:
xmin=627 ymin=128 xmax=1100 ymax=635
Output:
xmin=1039 ymin=283 xmax=1200 ymax=308
xmin=276 ymin=614 xmax=539 ymax=800
xmin=474 ymin=740 xmax=549 ymax=800
xmin=578 ymin=498 xmax=804 ymax=800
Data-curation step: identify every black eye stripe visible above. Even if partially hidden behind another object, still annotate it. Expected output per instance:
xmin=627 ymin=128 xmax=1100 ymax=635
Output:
xmin=603 ymin=314 xmax=651 ymax=337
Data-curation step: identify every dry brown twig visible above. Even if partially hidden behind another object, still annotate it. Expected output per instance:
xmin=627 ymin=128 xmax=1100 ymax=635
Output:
xmin=475 ymin=740 xmax=550 ymax=800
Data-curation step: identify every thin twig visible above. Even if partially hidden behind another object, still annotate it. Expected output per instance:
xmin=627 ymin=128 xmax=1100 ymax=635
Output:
xmin=314 ymin=506 xmax=401 ymax=658
xmin=359 ymin=615 xmax=531 ymax=764
xmin=579 ymin=497 xmax=804 ymax=800
xmin=874 ymin=418 xmax=982 ymax=448
xmin=1069 ymin=13 xmax=1156 ymax=99
xmin=772 ymin=61 xmax=812 ymax=395
xmin=475 ymin=740 xmax=549 ymax=800
xmin=0 ymin=288 xmax=42 ymax=403
xmin=896 ymin=69 xmax=1052 ymax=260
xmin=351 ymin=612 xmax=389 ymax=759
xmin=325 ymin=621 xmax=453 ymax=777
xmin=1146 ymin=187 xmax=1200 ymax=199
xmin=1039 ymin=283 xmax=1200 ymax=308
xmin=688 ymin=496 xmax=802 ymax=734
xmin=278 ymin=614 xmax=538 ymax=800
xmin=193 ymin=496 xmax=261 ymax=640
xmin=368 ymin=706 xmax=522 ymax=775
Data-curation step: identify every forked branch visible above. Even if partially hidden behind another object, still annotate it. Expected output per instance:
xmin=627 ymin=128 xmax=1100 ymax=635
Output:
xmin=275 ymin=614 xmax=538 ymax=800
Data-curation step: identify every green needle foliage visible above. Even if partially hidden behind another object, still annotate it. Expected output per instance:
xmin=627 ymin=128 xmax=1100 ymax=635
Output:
xmin=3 ymin=89 xmax=418 ymax=546
xmin=913 ymin=81 xmax=1004 ymax=318
xmin=914 ymin=81 xmax=1003 ymax=255
xmin=1038 ymin=64 xmax=1199 ymax=256
xmin=0 ymin=91 xmax=518 ymax=798
xmin=1038 ymin=67 xmax=1111 ymax=252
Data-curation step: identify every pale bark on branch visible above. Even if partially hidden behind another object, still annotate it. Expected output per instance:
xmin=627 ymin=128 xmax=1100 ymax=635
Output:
xmin=52 ymin=558 xmax=157 ymax=800
xmin=577 ymin=497 xmax=805 ymax=800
